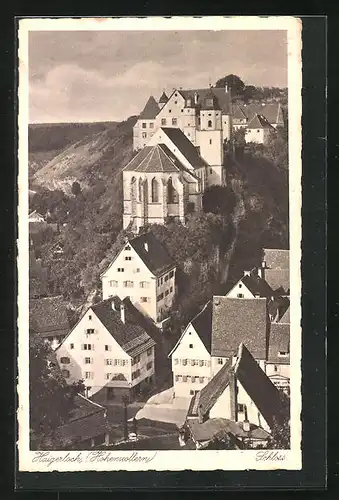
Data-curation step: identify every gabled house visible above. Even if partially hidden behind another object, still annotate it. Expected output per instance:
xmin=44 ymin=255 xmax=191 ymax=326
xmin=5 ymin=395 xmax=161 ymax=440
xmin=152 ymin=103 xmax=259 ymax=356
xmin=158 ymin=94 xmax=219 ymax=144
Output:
xmin=266 ymin=306 xmax=290 ymax=393
xmin=133 ymin=96 xmax=160 ymax=148
xmin=55 ymin=296 xmax=156 ymax=404
xmin=185 ymin=343 xmax=287 ymax=448
xmin=225 ymin=269 xmax=274 ymax=299
xmin=101 ymin=232 xmax=176 ymax=327
xmin=241 ymin=102 xmax=284 ymax=129
xmin=29 ymin=295 xmax=70 ymax=349
xmin=210 ymin=296 xmax=269 ymax=375
xmin=168 ymin=301 xmax=212 ymax=398
xmin=245 ymin=114 xmax=275 ymax=144
xmin=29 ymin=210 xmax=45 ymax=223
xmin=259 ymin=248 xmax=290 ymax=295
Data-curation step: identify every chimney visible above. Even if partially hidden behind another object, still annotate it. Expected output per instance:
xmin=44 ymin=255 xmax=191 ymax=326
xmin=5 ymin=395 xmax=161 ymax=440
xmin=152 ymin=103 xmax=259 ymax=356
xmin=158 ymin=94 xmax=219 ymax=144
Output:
xmin=120 ymin=303 xmax=125 ymax=324
xmin=111 ymin=299 xmax=117 ymax=311
xmin=198 ymin=404 xmax=203 ymax=424
xmin=144 ymin=242 xmax=148 ymax=252
xmin=225 ymin=83 xmax=228 ymax=93
xmin=257 ymin=267 xmax=262 ymax=279
xmin=194 ymin=92 xmax=198 ymax=105
xmin=243 ymin=406 xmax=250 ymax=432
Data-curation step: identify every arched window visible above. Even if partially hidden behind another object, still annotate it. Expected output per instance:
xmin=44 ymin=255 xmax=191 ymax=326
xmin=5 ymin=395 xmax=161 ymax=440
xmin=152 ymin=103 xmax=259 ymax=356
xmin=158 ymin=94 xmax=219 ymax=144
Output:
xmin=138 ymin=178 xmax=143 ymax=202
xmin=167 ymin=178 xmax=179 ymax=204
xmin=208 ymin=120 xmax=212 ymax=128
xmin=151 ymin=178 xmax=159 ymax=203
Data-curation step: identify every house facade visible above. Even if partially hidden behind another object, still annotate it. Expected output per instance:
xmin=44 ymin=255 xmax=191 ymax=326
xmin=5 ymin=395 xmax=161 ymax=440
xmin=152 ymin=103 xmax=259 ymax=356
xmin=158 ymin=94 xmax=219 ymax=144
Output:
xmin=245 ymin=114 xmax=275 ymax=144
xmin=55 ymin=296 xmax=156 ymax=403
xmin=169 ymin=302 xmax=212 ymax=398
xmin=101 ymin=232 xmax=176 ymax=327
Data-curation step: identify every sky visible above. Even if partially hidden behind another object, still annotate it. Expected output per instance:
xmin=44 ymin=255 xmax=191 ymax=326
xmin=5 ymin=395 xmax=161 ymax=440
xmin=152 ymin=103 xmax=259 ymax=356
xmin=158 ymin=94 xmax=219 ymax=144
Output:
xmin=28 ymin=30 xmax=287 ymax=124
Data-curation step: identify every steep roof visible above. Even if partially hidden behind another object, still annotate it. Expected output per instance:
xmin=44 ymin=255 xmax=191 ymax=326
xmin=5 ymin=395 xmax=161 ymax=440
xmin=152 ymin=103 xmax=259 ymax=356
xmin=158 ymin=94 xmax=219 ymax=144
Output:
xmin=280 ymin=305 xmax=290 ymax=323
xmin=129 ymin=231 xmax=175 ymax=277
xmin=247 ymin=113 xmax=274 ymax=130
xmin=241 ymin=102 xmax=283 ymax=125
xmin=139 ymin=95 xmax=160 ymax=119
xmin=200 ymin=89 xmax=221 ymax=110
xmin=123 ymin=144 xmax=184 ymax=173
xmin=268 ymin=323 xmax=290 ymax=364
xmin=211 ymin=297 xmax=268 ymax=358
xmin=29 ymin=296 xmax=70 ymax=338
xmin=91 ymin=297 xmax=156 ymax=356
xmin=188 ymin=358 xmax=233 ymax=418
xmin=240 ymin=271 xmax=274 ymax=298
xmin=232 ymin=104 xmax=248 ymax=121
xmin=180 ymin=87 xmax=231 ymax=114
xmin=160 ymin=127 xmax=208 ymax=169
xmin=265 ymin=270 xmax=290 ymax=294
xmin=191 ymin=301 xmax=213 ymax=353
xmin=234 ymin=343 xmax=286 ymax=428
xmin=159 ymin=91 xmax=168 ymax=104
xmin=263 ymin=248 xmax=289 ymax=270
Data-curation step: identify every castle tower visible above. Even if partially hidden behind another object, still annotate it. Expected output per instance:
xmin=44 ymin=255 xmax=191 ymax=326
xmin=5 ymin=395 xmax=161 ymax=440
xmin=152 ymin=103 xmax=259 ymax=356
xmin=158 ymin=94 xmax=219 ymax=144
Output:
xmin=196 ymin=89 xmax=225 ymax=186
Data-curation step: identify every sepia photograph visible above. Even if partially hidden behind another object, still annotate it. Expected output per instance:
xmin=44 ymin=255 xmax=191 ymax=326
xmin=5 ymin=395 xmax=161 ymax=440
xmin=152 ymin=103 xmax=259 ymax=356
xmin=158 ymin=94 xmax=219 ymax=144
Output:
xmin=18 ymin=16 xmax=302 ymax=472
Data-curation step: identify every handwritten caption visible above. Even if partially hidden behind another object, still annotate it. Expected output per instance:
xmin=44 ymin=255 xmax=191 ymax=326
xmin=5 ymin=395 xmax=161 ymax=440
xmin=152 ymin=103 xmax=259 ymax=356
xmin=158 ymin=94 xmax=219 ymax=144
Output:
xmin=32 ymin=451 xmax=157 ymax=468
xmin=255 ymin=450 xmax=286 ymax=461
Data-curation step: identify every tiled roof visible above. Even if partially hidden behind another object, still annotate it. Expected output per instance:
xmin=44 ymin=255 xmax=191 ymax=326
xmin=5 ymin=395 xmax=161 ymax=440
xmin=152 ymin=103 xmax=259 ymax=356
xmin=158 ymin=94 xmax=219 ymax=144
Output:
xmin=29 ymin=296 xmax=70 ymax=338
xmin=211 ymin=297 xmax=268 ymax=358
xmin=265 ymin=269 xmax=290 ymax=294
xmin=200 ymin=89 xmax=221 ymax=110
xmin=240 ymin=271 xmax=274 ymax=298
xmin=123 ymin=144 xmax=184 ymax=173
xmin=180 ymin=87 xmax=231 ymax=114
xmin=235 ymin=343 xmax=286 ymax=429
xmin=241 ymin=103 xmax=283 ymax=125
xmin=91 ymin=297 xmax=155 ymax=355
xmin=129 ymin=231 xmax=175 ymax=277
xmin=247 ymin=114 xmax=274 ymax=129
xmin=232 ymin=104 xmax=248 ymax=121
xmin=187 ymin=417 xmax=270 ymax=443
xmin=139 ymin=96 xmax=160 ymax=119
xmin=263 ymin=248 xmax=289 ymax=270
xmin=268 ymin=323 xmax=290 ymax=364
xmin=280 ymin=305 xmax=290 ymax=323
xmin=188 ymin=358 xmax=233 ymax=417
xmin=159 ymin=91 xmax=168 ymax=104
xmin=56 ymin=394 xmax=109 ymax=445
xmin=160 ymin=127 xmax=208 ymax=169
xmin=190 ymin=301 xmax=213 ymax=353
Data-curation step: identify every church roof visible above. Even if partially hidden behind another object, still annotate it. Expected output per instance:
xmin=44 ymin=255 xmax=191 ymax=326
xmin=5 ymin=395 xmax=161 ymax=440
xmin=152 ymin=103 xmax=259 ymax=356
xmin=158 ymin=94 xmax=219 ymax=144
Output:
xmin=139 ymin=96 xmax=160 ymax=119
xmin=159 ymin=91 xmax=168 ymax=104
xmin=123 ymin=144 xmax=184 ymax=173
xmin=160 ymin=127 xmax=208 ymax=169
xmin=180 ymin=87 xmax=231 ymax=114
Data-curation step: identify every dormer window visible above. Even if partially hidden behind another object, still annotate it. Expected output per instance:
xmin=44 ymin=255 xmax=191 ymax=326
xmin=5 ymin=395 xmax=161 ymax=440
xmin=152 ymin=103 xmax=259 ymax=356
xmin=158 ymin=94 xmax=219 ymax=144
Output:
xmin=206 ymin=98 xmax=214 ymax=107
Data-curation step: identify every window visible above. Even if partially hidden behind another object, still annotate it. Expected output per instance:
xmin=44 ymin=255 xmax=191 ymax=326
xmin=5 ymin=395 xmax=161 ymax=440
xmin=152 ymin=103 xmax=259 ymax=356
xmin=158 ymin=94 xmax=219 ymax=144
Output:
xmin=174 ymin=358 xmax=178 ymax=365
xmin=182 ymin=359 xmax=187 ymax=366
xmin=117 ymin=268 xmax=124 ymax=272
xmin=85 ymin=357 xmax=92 ymax=364
xmin=169 ymin=109 xmax=172 ymax=113
xmin=62 ymin=369 xmax=70 ymax=378
xmin=131 ymin=355 xmax=140 ymax=365
xmin=125 ymin=245 xmax=131 ymax=250
xmin=199 ymin=377 xmax=204 ymax=384
xmin=48 ymin=336 xmax=53 ymax=343
xmin=172 ymin=118 xmax=177 ymax=126
xmin=82 ymin=344 xmax=94 ymax=350
xmin=149 ymin=122 xmax=154 ymax=128
xmin=217 ymin=358 xmax=223 ymax=365
xmin=70 ymin=343 xmax=74 ymax=349
xmin=208 ymin=120 xmax=212 ymax=128
xmin=151 ymin=178 xmax=159 ymax=203
xmin=140 ymin=297 xmax=149 ymax=303
xmin=146 ymin=361 xmax=153 ymax=370
xmin=209 ymin=139 xmax=212 ymax=145
xmin=86 ymin=328 xmax=95 ymax=334
xmin=209 ymin=168 xmax=213 ymax=174
xmin=186 ymin=376 xmax=191 ymax=383
xmin=191 ymin=359 xmax=196 ymax=366
xmin=167 ymin=177 xmax=179 ymax=204
xmin=105 ymin=345 xmax=111 ymax=351
xmin=274 ymin=365 xmax=278 ymax=372
xmin=140 ymin=281 xmax=150 ymax=289
xmin=123 ymin=280 xmax=134 ymax=288
xmin=142 ymin=132 xmax=147 ymax=139
xmin=89 ymin=315 xmax=92 ymax=320
xmin=175 ymin=375 xmax=179 ymax=382
xmin=181 ymin=109 xmax=184 ymax=113
xmin=164 ymin=274 xmax=169 ymax=282
xmin=142 ymin=122 xmax=147 ymax=128
xmin=191 ymin=376 xmax=195 ymax=384
xmin=105 ymin=373 xmax=112 ymax=380
xmin=105 ymin=359 xmax=113 ymax=365
xmin=165 ymin=290 xmax=169 ymax=297
xmin=183 ymin=375 xmax=188 ymax=382
xmin=199 ymin=360 xmax=204 ymax=367
xmin=125 ymin=256 xmax=132 ymax=261
xmin=161 ymin=118 xmax=166 ymax=126
xmin=237 ymin=293 xmax=244 ymax=298
xmin=170 ymin=286 xmax=173 ymax=293
xmin=239 ymin=284 xmax=242 ymax=288
xmin=109 ymin=280 xmax=118 ymax=287
xmin=189 ymin=344 xmax=193 ymax=349
xmin=169 ymin=270 xmax=174 ymax=279
xmin=190 ymin=390 xmax=195 ymax=395
xmin=132 ymin=369 xmax=141 ymax=380
xmin=147 ymin=348 xmax=153 ymax=356
xmin=60 ymin=357 xmax=70 ymax=364
xmin=237 ymin=404 xmax=245 ymax=413
xmin=174 ymin=100 xmax=178 ymax=104
xmin=257 ymin=129 xmax=260 ymax=133
xmin=85 ymin=372 xmax=94 ymax=379
xmin=278 ymin=351 xmax=288 ymax=356
xmin=134 ymin=268 xmax=140 ymax=273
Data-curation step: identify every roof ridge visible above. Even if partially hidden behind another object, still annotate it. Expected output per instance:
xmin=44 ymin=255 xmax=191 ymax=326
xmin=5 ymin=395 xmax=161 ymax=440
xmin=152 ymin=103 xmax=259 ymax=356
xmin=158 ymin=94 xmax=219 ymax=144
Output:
xmin=156 ymin=144 xmax=163 ymax=171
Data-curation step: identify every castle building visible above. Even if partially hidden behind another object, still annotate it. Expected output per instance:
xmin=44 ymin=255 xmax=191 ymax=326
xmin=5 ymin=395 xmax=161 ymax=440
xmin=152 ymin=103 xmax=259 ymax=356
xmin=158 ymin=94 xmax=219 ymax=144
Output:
xmin=101 ymin=232 xmax=176 ymax=327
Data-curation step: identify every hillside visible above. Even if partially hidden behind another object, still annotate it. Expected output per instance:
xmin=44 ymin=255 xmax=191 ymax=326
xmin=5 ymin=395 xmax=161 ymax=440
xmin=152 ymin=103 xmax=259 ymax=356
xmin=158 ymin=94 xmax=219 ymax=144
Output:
xmin=30 ymin=117 xmax=137 ymax=193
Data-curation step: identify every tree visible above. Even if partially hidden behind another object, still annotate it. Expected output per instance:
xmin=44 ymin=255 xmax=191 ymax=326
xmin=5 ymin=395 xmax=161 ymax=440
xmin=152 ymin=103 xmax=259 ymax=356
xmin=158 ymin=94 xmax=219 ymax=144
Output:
xmin=29 ymin=333 xmax=85 ymax=449
xmin=242 ymin=85 xmax=257 ymax=102
xmin=202 ymin=185 xmax=236 ymax=216
xmin=214 ymin=74 xmax=245 ymax=96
